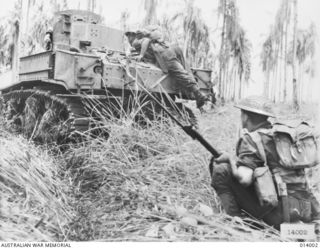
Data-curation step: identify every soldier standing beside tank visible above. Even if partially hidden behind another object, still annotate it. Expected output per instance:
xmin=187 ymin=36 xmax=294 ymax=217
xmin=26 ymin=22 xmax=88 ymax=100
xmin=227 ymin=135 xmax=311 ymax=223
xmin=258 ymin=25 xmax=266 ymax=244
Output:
xmin=125 ymin=28 xmax=208 ymax=110
xmin=210 ymin=96 xmax=320 ymax=230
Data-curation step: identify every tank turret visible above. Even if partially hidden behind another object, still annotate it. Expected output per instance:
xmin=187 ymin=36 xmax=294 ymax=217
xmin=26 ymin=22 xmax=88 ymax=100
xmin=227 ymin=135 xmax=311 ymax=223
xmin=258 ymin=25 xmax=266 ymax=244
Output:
xmin=52 ymin=10 xmax=124 ymax=53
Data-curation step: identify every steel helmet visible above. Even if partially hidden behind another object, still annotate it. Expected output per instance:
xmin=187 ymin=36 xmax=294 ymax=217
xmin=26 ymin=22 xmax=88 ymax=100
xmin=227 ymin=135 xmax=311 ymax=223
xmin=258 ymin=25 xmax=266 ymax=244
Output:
xmin=125 ymin=31 xmax=136 ymax=36
xmin=234 ymin=95 xmax=275 ymax=117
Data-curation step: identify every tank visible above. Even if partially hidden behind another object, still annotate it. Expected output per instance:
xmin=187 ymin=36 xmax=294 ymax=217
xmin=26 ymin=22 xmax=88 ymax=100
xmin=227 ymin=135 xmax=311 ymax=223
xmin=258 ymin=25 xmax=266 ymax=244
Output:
xmin=0 ymin=10 xmax=214 ymax=143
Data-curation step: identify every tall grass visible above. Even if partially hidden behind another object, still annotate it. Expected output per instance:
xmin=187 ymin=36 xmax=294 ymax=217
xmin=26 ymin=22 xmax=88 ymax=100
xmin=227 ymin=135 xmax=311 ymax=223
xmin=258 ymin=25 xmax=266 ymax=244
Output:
xmin=3 ymin=99 xmax=319 ymax=241
xmin=62 ymin=101 xmax=283 ymax=241
xmin=0 ymin=125 xmax=73 ymax=241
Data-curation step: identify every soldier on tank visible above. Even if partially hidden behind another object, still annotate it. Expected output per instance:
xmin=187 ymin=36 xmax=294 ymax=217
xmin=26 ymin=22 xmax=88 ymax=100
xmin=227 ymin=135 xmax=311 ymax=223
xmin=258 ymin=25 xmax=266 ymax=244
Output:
xmin=210 ymin=96 xmax=320 ymax=230
xmin=125 ymin=27 xmax=208 ymax=110
xmin=44 ymin=28 xmax=53 ymax=51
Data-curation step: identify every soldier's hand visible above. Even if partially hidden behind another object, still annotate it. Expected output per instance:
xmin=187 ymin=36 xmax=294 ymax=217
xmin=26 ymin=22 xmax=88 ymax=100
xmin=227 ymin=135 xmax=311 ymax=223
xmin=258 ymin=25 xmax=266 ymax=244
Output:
xmin=136 ymin=55 xmax=143 ymax=62
xmin=214 ymin=152 xmax=231 ymax=164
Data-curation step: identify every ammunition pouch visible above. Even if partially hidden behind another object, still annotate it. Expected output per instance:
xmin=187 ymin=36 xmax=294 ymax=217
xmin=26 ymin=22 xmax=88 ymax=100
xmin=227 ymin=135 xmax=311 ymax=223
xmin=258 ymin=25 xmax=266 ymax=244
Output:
xmin=253 ymin=166 xmax=278 ymax=208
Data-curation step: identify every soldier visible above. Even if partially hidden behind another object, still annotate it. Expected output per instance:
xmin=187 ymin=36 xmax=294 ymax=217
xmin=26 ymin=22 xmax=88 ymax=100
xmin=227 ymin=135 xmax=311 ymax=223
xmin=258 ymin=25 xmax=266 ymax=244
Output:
xmin=210 ymin=96 xmax=320 ymax=229
xmin=124 ymin=29 xmax=208 ymax=110
xmin=44 ymin=28 xmax=53 ymax=51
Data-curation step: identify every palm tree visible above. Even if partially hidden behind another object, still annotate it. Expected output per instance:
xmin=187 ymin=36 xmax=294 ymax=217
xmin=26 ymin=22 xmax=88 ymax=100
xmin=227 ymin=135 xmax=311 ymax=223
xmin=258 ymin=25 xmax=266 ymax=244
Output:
xmin=158 ymin=14 xmax=180 ymax=44
xmin=288 ymin=23 xmax=316 ymax=104
xmin=169 ymin=0 xmax=211 ymax=68
xmin=261 ymin=0 xmax=292 ymax=103
xmin=120 ymin=10 xmax=130 ymax=32
xmin=21 ymin=0 xmax=70 ymax=55
xmin=218 ymin=0 xmax=251 ymax=101
xmin=283 ymin=0 xmax=290 ymax=101
xmin=86 ymin=0 xmax=96 ymax=12
xmin=0 ymin=0 xmax=22 ymax=80
xmin=142 ymin=0 xmax=158 ymax=26
xmin=292 ymin=0 xmax=298 ymax=110
xmin=218 ymin=0 xmax=227 ymax=101
xmin=261 ymin=34 xmax=275 ymax=99
xmin=271 ymin=0 xmax=291 ymax=102
xmin=0 ymin=0 xmax=70 ymax=71
xmin=233 ymin=28 xmax=251 ymax=99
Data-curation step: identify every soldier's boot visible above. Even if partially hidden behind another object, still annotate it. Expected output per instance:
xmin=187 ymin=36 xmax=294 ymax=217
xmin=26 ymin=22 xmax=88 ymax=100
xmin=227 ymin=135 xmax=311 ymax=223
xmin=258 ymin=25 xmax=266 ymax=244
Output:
xmin=191 ymin=86 xmax=208 ymax=109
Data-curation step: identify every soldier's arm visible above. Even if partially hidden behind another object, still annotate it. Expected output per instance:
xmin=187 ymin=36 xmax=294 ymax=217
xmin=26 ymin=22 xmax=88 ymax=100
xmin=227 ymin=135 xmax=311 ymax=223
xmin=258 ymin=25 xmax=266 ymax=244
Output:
xmin=232 ymin=162 xmax=254 ymax=186
xmin=236 ymin=134 xmax=264 ymax=186
xmin=139 ymin=38 xmax=151 ymax=58
xmin=215 ymin=154 xmax=253 ymax=186
xmin=216 ymin=134 xmax=264 ymax=186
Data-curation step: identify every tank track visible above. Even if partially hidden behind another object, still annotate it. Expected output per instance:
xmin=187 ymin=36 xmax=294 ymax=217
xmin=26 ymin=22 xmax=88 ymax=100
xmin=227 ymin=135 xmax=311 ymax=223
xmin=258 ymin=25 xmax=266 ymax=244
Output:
xmin=0 ymin=90 xmax=198 ymax=143
xmin=0 ymin=90 xmax=90 ymax=143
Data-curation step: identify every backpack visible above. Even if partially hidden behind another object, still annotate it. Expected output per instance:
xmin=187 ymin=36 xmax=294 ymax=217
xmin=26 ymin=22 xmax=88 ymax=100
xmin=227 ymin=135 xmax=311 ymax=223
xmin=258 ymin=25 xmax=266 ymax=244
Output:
xmin=138 ymin=25 xmax=164 ymax=43
xmin=271 ymin=121 xmax=319 ymax=169
xmin=247 ymin=121 xmax=320 ymax=221
xmin=249 ymin=120 xmax=319 ymax=171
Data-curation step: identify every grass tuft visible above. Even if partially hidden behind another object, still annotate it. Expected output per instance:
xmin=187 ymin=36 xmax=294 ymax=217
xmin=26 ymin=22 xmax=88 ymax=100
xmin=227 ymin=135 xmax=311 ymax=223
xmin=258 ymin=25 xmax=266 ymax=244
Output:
xmin=1 ymin=101 xmax=319 ymax=242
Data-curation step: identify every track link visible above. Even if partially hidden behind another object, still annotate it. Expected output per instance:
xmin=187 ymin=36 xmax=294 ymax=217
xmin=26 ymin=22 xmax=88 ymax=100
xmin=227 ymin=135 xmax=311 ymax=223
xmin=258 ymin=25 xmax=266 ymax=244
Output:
xmin=0 ymin=90 xmax=91 ymax=143
xmin=0 ymin=90 xmax=199 ymax=143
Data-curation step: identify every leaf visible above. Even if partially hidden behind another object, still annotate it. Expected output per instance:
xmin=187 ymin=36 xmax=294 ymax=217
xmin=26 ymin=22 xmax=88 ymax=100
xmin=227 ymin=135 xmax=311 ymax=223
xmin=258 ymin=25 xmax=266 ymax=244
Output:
xmin=145 ymin=224 xmax=159 ymax=238
xmin=198 ymin=203 xmax=214 ymax=217
xmin=181 ymin=216 xmax=198 ymax=227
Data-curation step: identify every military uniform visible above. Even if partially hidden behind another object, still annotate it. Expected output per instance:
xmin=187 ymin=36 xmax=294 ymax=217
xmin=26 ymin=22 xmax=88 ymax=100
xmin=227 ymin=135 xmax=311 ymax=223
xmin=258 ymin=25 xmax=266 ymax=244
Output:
xmin=44 ymin=29 xmax=53 ymax=51
xmin=211 ymin=96 xmax=320 ymax=229
xmin=128 ymin=35 xmax=207 ymax=108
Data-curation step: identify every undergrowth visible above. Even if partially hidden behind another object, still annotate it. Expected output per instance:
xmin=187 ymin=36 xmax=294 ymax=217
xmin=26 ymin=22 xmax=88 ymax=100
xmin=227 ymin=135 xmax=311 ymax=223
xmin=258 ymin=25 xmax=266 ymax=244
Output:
xmin=1 ymin=102 xmax=319 ymax=241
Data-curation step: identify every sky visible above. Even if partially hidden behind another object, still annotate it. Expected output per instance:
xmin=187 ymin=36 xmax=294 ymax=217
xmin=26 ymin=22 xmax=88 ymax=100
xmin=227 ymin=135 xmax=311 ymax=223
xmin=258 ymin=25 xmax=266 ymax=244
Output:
xmin=0 ymin=0 xmax=319 ymax=100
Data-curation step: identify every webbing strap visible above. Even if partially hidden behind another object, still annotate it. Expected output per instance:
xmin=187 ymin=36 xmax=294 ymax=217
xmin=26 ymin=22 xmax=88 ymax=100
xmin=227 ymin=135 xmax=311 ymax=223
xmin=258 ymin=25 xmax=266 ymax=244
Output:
xmin=246 ymin=130 xmax=267 ymax=165
xmin=247 ymin=130 xmax=290 ymax=222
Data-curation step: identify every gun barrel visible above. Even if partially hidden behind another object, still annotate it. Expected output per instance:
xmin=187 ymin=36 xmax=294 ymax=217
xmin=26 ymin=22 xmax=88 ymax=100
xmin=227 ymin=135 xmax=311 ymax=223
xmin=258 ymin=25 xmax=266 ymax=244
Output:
xmin=183 ymin=126 xmax=220 ymax=158
xmin=132 ymin=76 xmax=220 ymax=158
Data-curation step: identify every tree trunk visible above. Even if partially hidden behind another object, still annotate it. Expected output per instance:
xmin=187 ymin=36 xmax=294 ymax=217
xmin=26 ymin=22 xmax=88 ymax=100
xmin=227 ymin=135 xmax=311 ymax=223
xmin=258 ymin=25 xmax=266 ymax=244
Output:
xmin=238 ymin=79 xmax=242 ymax=100
xmin=292 ymin=0 xmax=299 ymax=110
xmin=272 ymin=41 xmax=279 ymax=102
xmin=12 ymin=0 xmax=23 ymax=82
xmin=299 ymin=62 xmax=304 ymax=104
xmin=183 ymin=31 xmax=190 ymax=62
xmin=267 ymin=71 xmax=270 ymax=99
xmin=11 ymin=28 xmax=20 ymax=82
xmin=218 ymin=0 xmax=227 ymax=102
xmin=264 ymin=71 xmax=270 ymax=98
xmin=278 ymin=27 xmax=284 ymax=102
xmin=283 ymin=0 xmax=289 ymax=102
xmin=223 ymin=60 xmax=229 ymax=101
xmin=232 ymin=66 xmax=237 ymax=100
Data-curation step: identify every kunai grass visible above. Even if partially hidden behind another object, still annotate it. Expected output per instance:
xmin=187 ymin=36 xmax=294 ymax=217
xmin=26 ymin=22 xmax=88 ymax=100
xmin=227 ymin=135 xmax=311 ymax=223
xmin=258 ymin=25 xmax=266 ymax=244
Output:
xmin=1 ymin=102 xmax=319 ymax=241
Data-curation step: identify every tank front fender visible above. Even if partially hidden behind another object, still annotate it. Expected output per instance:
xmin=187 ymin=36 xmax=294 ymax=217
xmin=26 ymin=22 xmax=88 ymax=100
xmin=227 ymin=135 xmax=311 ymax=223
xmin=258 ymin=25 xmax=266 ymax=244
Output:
xmin=0 ymin=79 xmax=69 ymax=93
